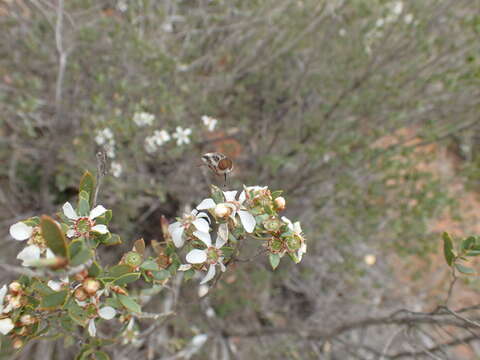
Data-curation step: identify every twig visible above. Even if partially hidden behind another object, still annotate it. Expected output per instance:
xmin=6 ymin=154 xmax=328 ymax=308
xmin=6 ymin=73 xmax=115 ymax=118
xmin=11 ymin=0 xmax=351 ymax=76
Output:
xmin=93 ymin=150 xmax=108 ymax=207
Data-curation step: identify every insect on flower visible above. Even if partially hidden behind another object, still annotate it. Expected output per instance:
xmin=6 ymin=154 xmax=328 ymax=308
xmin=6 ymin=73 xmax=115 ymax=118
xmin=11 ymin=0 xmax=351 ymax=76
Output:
xmin=201 ymin=152 xmax=233 ymax=183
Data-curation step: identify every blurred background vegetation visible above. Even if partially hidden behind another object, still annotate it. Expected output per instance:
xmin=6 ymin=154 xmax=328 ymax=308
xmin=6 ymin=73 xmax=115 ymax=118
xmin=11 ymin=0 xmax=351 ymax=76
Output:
xmin=1 ymin=0 xmax=480 ymax=358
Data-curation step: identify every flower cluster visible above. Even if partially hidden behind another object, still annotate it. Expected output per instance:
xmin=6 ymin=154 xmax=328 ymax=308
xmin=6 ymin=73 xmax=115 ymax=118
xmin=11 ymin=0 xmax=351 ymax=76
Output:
xmin=201 ymin=115 xmax=218 ymax=132
xmin=94 ymin=128 xmax=116 ymax=158
xmin=145 ymin=129 xmax=171 ymax=153
xmin=169 ymin=185 xmax=306 ymax=285
xmin=133 ymin=112 xmax=155 ymax=127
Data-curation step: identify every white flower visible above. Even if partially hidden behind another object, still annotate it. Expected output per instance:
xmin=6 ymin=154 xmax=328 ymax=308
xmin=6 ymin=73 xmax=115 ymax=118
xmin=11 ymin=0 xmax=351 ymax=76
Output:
xmin=376 ymin=18 xmax=384 ymax=27
xmin=98 ymin=306 xmax=116 ymax=320
xmin=339 ymin=28 xmax=347 ymax=37
xmin=117 ymin=0 xmax=127 ymax=12
xmin=133 ymin=112 xmax=155 ymax=127
xmin=186 ymin=230 xmax=227 ymax=284
xmin=94 ymin=128 xmax=114 ymax=146
xmin=201 ymin=115 xmax=218 ymax=132
xmin=0 ymin=318 xmax=14 ymax=335
xmin=178 ymin=264 xmax=192 ymax=271
xmin=104 ymin=142 xmax=116 ymax=159
xmin=144 ymin=136 xmax=158 ymax=154
xmin=172 ymin=126 xmax=192 ymax=146
xmin=282 ymin=216 xmax=307 ymax=263
xmin=197 ymin=190 xmax=256 ymax=233
xmin=162 ymin=23 xmax=173 ymax=33
xmin=10 ymin=222 xmax=55 ymax=267
xmin=404 ymin=13 xmax=413 ymax=24
xmin=198 ymin=285 xmax=209 ymax=297
xmin=144 ymin=129 xmax=171 ymax=154
xmin=168 ymin=209 xmax=210 ymax=248
xmin=63 ymin=202 xmax=109 ymax=237
xmin=391 ymin=1 xmax=403 ymax=15
xmin=111 ymin=161 xmax=123 ymax=178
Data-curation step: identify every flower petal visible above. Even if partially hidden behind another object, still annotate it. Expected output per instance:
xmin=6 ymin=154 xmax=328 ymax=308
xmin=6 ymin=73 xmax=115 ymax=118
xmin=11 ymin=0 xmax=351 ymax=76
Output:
xmin=45 ymin=248 xmax=55 ymax=259
xmin=178 ymin=264 xmax=192 ymax=271
xmin=192 ymin=218 xmax=210 ymax=233
xmin=98 ymin=306 xmax=116 ymax=320
xmin=239 ymin=190 xmax=246 ymax=203
xmin=186 ymin=249 xmax=207 ymax=264
xmin=193 ymin=231 xmax=212 ymax=247
xmin=9 ymin=222 xmax=33 ymax=241
xmin=198 ymin=285 xmax=209 ymax=297
xmin=47 ymin=280 xmax=62 ymax=292
xmin=293 ymin=221 xmax=302 ymax=235
xmin=63 ymin=202 xmax=78 ymax=220
xmin=17 ymin=245 xmax=41 ymax=266
xmin=195 ymin=211 xmax=210 ymax=220
xmin=197 ymin=198 xmax=216 ymax=210
xmin=0 ymin=318 xmax=14 ymax=335
xmin=0 ymin=285 xmax=7 ymax=307
xmin=223 ymin=191 xmax=237 ymax=202
xmin=89 ymin=205 xmax=108 ymax=220
xmin=238 ymin=210 xmax=256 ymax=233
xmin=169 ymin=222 xmax=185 ymax=248
xmin=66 ymin=229 xmax=76 ymax=238
xmin=91 ymin=224 xmax=109 ymax=234
xmin=215 ymin=223 xmax=228 ymax=249
xmin=219 ymin=260 xmax=226 ymax=272
xmin=88 ymin=319 xmax=96 ymax=337
xmin=281 ymin=216 xmax=293 ymax=230
xmin=200 ymin=264 xmax=216 ymax=284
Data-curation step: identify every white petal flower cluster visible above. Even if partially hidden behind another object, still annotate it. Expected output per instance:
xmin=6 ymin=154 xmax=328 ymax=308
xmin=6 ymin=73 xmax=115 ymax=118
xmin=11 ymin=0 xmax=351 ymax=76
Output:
xmin=282 ymin=217 xmax=307 ymax=263
xmin=111 ymin=161 xmax=123 ymax=178
xmin=170 ymin=188 xmax=258 ymax=284
xmin=145 ymin=129 xmax=171 ymax=154
xmin=133 ymin=112 xmax=155 ymax=127
xmin=94 ymin=128 xmax=116 ymax=158
xmin=9 ymin=222 xmax=55 ymax=267
xmin=201 ymin=115 xmax=218 ymax=132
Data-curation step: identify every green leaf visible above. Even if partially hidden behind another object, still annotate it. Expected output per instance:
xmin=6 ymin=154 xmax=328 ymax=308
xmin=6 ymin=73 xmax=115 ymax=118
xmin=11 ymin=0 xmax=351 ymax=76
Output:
xmin=78 ymin=191 xmax=90 ymax=216
xmin=70 ymin=248 xmax=92 ymax=267
xmin=140 ymin=260 xmax=160 ymax=271
xmin=113 ymin=272 xmax=140 ymax=286
xmin=455 ymin=263 xmax=476 ymax=274
xmin=107 ymin=264 xmax=132 ymax=278
xmin=40 ymin=290 xmax=68 ymax=309
xmin=60 ymin=316 xmax=74 ymax=332
xmin=461 ymin=236 xmax=476 ymax=252
xmin=32 ymin=280 xmax=55 ymax=296
xmin=271 ymin=190 xmax=283 ymax=199
xmin=102 ymin=234 xmax=122 ymax=246
xmin=118 ymin=294 xmax=141 ymax=313
xmin=93 ymin=351 xmax=110 ymax=360
xmin=67 ymin=300 xmax=89 ymax=326
xmin=211 ymin=185 xmax=224 ymax=204
xmin=183 ymin=269 xmax=195 ymax=281
xmin=79 ymin=170 xmax=95 ymax=207
xmin=269 ymin=253 xmax=280 ymax=270
xmin=41 ymin=215 xmax=69 ymax=258
xmin=89 ymin=261 xmax=102 ymax=277
xmin=442 ymin=232 xmax=455 ymax=267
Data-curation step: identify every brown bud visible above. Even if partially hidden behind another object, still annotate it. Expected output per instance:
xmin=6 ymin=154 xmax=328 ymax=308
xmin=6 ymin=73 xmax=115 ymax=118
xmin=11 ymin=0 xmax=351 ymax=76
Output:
xmin=74 ymin=287 xmax=88 ymax=302
xmin=17 ymin=326 xmax=28 ymax=336
xmin=82 ymin=278 xmax=100 ymax=296
xmin=274 ymin=197 xmax=286 ymax=211
xmin=74 ymin=270 xmax=89 ymax=282
xmin=8 ymin=282 xmax=22 ymax=295
xmin=12 ymin=338 xmax=23 ymax=349
xmin=48 ymin=257 xmax=69 ymax=270
xmin=9 ymin=295 xmax=23 ymax=309
xmin=19 ymin=314 xmax=36 ymax=326
xmin=111 ymin=286 xmax=128 ymax=296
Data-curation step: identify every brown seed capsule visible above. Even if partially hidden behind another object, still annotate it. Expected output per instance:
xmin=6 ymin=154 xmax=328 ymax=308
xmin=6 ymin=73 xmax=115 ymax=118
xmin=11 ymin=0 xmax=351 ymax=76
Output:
xmin=214 ymin=203 xmax=232 ymax=218
xmin=274 ymin=197 xmax=286 ymax=211
xmin=74 ymin=287 xmax=88 ymax=301
xmin=8 ymin=281 xmax=22 ymax=295
xmin=74 ymin=270 xmax=89 ymax=282
xmin=48 ymin=257 xmax=69 ymax=270
xmin=82 ymin=278 xmax=100 ymax=296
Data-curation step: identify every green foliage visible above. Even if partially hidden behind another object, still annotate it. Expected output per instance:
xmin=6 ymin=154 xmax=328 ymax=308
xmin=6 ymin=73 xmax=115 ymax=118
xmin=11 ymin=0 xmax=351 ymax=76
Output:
xmin=79 ymin=171 xmax=96 ymax=207
xmin=40 ymin=215 xmax=69 ymax=258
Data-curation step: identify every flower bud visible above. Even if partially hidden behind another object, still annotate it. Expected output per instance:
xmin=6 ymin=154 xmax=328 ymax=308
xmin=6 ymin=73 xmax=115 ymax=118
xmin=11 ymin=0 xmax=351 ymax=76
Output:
xmin=20 ymin=314 xmax=36 ymax=326
xmin=74 ymin=287 xmax=88 ymax=301
xmin=8 ymin=282 xmax=22 ymax=295
xmin=111 ymin=286 xmax=128 ymax=296
xmin=12 ymin=338 xmax=23 ymax=349
xmin=17 ymin=326 xmax=28 ymax=336
xmin=274 ymin=197 xmax=286 ymax=211
xmin=123 ymin=251 xmax=143 ymax=268
xmin=82 ymin=278 xmax=101 ymax=296
xmin=74 ymin=270 xmax=89 ymax=282
xmin=214 ymin=203 xmax=232 ymax=218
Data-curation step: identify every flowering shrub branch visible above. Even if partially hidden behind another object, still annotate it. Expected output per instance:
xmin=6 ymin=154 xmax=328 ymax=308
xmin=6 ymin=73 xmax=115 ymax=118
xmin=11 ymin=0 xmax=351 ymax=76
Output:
xmin=1 ymin=171 xmax=305 ymax=358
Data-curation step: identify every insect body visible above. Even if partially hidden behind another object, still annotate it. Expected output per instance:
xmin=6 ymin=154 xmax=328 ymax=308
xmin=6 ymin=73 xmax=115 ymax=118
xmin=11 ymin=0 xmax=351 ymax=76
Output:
xmin=201 ymin=152 xmax=233 ymax=182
